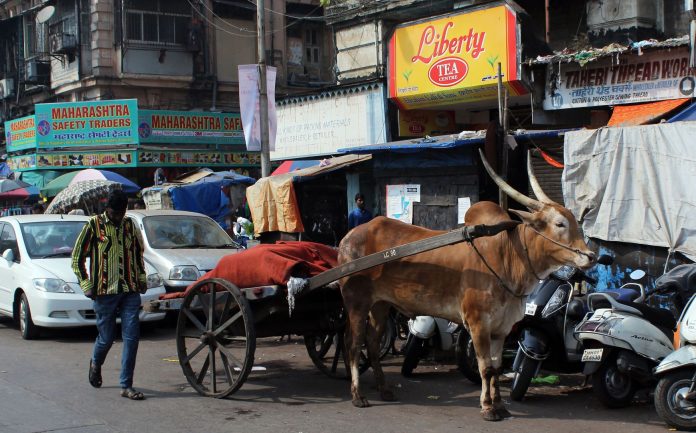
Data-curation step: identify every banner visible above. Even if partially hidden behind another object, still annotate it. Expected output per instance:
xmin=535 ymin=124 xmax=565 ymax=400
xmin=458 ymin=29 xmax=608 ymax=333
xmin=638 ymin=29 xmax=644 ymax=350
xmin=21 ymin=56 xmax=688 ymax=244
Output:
xmin=544 ymin=47 xmax=696 ymax=109
xmin=137 ymin=150 xmax=261 ymax=167
xmin=34 ymin=99 xmax=138 ymax=147
xmin=4 ymin=115 xmax=37 ymax=152
xmin=397 ymin=110 xmax=457 ymax=137
xmin=7 ymin=154 xmax=37 ymax=171
xmin=388 ymin=5 xmax=526 ymax=109
xmin=238 ymin=65 xmax=277 ymax=151
xmin=36 ymin=150 xmax=136 ymax=169
xmin=386 ymin=184 xmax=421 ymax=224
xmin=138 ymin=110 xmax=244 ymax=145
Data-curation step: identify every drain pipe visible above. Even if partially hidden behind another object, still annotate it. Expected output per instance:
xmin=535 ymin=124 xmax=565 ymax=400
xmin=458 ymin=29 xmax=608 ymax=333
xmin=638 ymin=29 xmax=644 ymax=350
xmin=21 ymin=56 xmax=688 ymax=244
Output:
xmin=545 ymin=0 xmax=550 ymax=44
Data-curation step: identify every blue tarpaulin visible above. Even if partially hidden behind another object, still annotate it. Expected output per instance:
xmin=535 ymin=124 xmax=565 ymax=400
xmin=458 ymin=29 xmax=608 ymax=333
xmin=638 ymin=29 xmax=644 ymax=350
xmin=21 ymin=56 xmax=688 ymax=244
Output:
xmin=167 ymin=171 xmax=255 ymax=229
xmin=668 ymin=102 xmax=696 ymax=122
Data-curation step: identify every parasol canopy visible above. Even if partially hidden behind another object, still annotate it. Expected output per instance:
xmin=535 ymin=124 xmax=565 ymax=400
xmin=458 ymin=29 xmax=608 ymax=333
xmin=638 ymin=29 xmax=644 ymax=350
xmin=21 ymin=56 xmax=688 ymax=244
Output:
xmin=0 ymin=178 xmax=40 ymax=201
xmin=45 ymin=180 xmax=122 ymax=214
xmin=40 ymin=169 xmax=140 ymax=197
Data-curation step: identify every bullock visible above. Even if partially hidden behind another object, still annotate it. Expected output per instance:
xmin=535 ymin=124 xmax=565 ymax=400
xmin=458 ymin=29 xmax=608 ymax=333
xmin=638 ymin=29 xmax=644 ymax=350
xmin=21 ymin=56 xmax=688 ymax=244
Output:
xmin=337 ymin=150 xmax=596 ymax=421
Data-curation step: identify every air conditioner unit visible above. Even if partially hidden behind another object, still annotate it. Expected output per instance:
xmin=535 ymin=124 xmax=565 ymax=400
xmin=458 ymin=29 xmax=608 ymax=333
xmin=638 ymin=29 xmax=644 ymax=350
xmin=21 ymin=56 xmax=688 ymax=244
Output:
xmin=0 ymin=78 xmax=15 ymax=99
xmin=25 ymin=60 xmax=50 ymax=84
xmin=49 ymin=32 xmax=78 ymax=54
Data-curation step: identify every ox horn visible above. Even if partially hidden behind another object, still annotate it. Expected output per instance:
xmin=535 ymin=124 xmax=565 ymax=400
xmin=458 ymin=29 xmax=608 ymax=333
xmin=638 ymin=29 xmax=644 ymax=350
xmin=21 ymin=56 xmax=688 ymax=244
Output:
xmin=527 ymin=150 xmax=555 ymax=204
xmin=478 ymin=148 xmax=543 ymax=211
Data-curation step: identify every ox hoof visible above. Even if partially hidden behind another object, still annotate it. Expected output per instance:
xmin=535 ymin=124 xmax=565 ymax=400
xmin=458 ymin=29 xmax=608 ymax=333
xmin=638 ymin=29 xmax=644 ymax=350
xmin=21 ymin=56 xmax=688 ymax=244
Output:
xmin=352 ymin=397 xmax=371 ymax=408
xmin=380 ymin=389 xmax=397 ymax=401
xmin=481 ymin=408 xmax=503 ymax=422
xmin=495 ymin=406 xmax=512 ymax=419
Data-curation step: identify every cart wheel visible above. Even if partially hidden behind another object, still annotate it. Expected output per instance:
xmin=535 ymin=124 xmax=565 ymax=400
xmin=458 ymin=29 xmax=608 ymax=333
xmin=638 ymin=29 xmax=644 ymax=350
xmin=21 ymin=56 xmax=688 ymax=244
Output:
xmin=176 ymin=278 xmax=256 ymax=398
xmin=304 ymin=330 xmax=370 ymax=379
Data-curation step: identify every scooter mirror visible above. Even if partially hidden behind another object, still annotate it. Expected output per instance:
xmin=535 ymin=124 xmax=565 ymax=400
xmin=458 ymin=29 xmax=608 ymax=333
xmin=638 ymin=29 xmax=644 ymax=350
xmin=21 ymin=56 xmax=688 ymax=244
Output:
xmin=597 ymin=254 xmax=614 ymax=265
xmin=629 ymin=269 xmax=646 ymax=280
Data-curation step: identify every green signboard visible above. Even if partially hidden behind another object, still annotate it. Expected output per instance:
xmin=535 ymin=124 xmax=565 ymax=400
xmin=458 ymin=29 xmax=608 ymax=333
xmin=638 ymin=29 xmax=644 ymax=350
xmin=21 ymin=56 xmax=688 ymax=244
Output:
xmin=138 ymin=110 xmax=244 ymax=145
xmin=4 ymin=115 xmax=37 ymax=152
xmin=137 ymin=149 xmax=260 ymax=166
xmin=34 ymin=99 xmax=138 ymax=148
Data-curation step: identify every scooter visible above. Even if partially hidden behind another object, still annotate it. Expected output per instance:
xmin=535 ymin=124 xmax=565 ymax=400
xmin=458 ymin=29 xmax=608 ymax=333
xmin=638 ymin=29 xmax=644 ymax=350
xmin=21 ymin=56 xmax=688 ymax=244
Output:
xmin=652 ymin=264 xmax=696 ymax=430
xmin=401 ymin=316 xmax=459 ymax=377
xmin=575 ymin=271 xmax=680 ymax=408
xmin=509 ymin=255 xmax=642 ymax=401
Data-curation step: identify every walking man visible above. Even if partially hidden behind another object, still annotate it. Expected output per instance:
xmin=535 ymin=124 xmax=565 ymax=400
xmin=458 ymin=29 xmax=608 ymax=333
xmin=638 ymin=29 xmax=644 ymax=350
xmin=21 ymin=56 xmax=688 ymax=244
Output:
xmin=72 ymin=189 xmax=148 ymax=400
xmin=348 ymin=192 xmax=373 ymax=229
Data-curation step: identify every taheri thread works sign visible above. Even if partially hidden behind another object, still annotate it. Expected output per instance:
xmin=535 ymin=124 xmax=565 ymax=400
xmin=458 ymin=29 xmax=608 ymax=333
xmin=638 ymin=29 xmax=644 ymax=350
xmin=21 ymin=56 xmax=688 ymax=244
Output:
xmin=4 ymin=115 xmax=37 ymax=152
xmin=138 ymin=110 xmax=244 ymax=145
xmin=34 ymin=99 xmax=138 ymax=147
xmin=544 ymin=46 xmax=696 ymax=109
xmin=388 ymin=4 xmax=527 ymax=109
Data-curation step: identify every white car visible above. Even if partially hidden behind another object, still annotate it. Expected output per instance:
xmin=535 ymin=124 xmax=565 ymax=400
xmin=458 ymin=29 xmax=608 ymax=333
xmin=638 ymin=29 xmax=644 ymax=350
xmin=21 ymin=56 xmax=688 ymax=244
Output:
xmin=126 ymin=210 xmax=243 ymax=293
xmin=0 ymin=214 xmax=166 ymax=339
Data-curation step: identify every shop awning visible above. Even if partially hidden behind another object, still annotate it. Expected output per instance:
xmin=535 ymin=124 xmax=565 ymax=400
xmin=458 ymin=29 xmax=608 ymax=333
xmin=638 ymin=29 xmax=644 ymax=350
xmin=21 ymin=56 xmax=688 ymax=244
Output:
xmin=337 ymin=129 xmax=576 ymax=155
xmin=607 ymin=99 xmax=690 ymax=127
xmin=668 ymin=101 xmax=696 ymax=123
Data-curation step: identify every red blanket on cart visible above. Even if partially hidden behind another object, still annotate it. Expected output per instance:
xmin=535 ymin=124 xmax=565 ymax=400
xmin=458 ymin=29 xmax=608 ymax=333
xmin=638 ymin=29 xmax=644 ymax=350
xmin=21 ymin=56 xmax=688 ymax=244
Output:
xmin=160 ymin=241 xmax=338 ymax=300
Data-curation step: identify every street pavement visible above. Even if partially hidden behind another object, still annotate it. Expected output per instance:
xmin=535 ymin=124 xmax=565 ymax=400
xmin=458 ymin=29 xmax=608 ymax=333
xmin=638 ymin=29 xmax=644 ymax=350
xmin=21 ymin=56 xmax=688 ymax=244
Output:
xmin=0 ymin=317 xmax=673 ymax=433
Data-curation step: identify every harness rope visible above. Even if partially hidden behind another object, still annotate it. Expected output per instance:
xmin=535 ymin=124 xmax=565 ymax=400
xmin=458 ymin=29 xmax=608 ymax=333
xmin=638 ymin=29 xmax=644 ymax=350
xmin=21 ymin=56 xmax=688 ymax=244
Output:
xmin=467 ymin=222 xmax=593 ymax=298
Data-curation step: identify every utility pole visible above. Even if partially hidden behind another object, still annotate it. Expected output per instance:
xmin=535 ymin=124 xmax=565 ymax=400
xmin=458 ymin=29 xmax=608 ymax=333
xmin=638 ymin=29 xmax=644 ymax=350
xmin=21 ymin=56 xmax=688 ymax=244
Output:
xmin=257 ymin=0 xmax=271 ymax=177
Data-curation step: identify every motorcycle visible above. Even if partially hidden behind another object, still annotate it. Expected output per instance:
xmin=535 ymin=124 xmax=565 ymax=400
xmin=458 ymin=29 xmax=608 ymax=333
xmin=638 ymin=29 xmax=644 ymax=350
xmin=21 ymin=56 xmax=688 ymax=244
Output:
xmin=652 ymin=264 xmax=696 ymax=430
xmin=401 ymin=316 xmax=460 ymax=377
xmin=575 ymin=270 xmax=681 ymax=408
xmin=509 ymin=255 xmax=642 ymax=401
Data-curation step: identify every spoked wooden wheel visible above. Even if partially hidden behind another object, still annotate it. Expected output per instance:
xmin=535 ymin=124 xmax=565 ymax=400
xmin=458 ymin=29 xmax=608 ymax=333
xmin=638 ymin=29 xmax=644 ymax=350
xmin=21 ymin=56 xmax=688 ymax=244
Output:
xmin=176 ymin=278 xmax=256 ymax=398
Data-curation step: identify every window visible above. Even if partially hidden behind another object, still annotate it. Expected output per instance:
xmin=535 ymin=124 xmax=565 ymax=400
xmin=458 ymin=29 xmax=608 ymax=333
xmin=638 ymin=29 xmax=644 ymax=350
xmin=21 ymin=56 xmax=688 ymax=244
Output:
xmin=0 ymin=224 xmax=20 ymax=262
xmin=125 ymin=0 xmax=191 ymax=46
xmin=304 ymin=28 xmax=320 ymax=66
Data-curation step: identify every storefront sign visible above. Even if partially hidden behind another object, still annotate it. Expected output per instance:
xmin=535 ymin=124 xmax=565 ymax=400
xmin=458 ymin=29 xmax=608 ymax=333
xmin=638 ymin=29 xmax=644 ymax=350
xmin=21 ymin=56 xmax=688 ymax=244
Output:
xmin=36 ymin=150 xmax=137 ymax=169
xmin=34 ymin=99 xmax=138 ymax=147
xmin=544 ymin=47 xmax=696 ymax=109
xmin=137 ymin=150 xmax=261 ymax=167
xmin=7 ymin=154 xmax=37 ymax=171
xmin=397 ymin=110 xmax=457 ymax=137
xmin=4 ymin=115 xmax=37 ymax=152
xmin=388 ymin=5 xmax=526 ymax=110
xmin=274 ymin=84 xmax=387 ymax=159
xmin=138 ymin=110 xmax=244 ymax=145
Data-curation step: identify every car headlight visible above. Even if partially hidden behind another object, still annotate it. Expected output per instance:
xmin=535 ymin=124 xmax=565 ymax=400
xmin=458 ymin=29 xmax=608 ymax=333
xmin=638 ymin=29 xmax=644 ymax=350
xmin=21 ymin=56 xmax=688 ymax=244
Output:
xmin=33 ymin=278 xmax=76 ymax=293
xmin=552 ymin=265 xmax=576 ymax=280
xmin=146 ymin=273 xmax=164 ymax=289
xmin=169 ymin=265 xmax=199 ymax=281
xmin=541 ymin=285 xmax=571 ymax=318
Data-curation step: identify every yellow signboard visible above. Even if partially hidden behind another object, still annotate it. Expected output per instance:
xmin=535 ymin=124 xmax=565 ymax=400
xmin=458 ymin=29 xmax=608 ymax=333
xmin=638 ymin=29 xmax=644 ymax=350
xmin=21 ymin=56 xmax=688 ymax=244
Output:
xmin=388 ymin=5 xmax=527 ymax=109
xmin=397 ymin=110 xmax=457 ymax=137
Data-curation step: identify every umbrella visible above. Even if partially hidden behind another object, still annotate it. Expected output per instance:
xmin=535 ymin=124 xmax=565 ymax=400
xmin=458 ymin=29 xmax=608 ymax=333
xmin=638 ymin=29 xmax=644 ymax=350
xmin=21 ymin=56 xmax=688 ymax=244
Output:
xmin=0 ymin=178 xmax=40 ymax=201
xmin=40 ymin=169 xmax=140 ymax=197
xmin=271 ymin=160 xmax=322 ymax=176
xmin=45 ymin=180 xmax=122 ymax=214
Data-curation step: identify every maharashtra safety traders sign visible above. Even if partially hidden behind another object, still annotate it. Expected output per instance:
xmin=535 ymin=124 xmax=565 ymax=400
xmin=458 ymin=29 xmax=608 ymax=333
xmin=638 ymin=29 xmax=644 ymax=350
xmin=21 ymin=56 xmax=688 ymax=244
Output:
xmin=544 ymin=47 xmax=696 ymax=109
xmin=34 ymin=99 xmax=138 ymax=147
xmin=4 ymin=115 xmax=37 ymax=152
xmin=138 ymin=110 xmax=244 ymax=145
xmin=388 ymin=5 xmax=526 ymax=109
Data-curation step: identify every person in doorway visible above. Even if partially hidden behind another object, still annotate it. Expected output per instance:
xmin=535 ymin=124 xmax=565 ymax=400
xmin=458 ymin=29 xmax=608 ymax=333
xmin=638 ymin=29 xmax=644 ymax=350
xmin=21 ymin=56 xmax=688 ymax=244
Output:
xmin=71 ymin=190 xmax=148 ymax=401
xmin=348 ymin=192 xmax=373 ymax=229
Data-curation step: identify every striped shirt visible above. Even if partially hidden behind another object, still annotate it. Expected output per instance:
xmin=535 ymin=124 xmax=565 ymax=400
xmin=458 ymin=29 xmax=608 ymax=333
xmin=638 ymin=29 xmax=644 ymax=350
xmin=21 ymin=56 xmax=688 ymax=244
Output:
xmin=71 ymin=213 xmax=146 ymax=296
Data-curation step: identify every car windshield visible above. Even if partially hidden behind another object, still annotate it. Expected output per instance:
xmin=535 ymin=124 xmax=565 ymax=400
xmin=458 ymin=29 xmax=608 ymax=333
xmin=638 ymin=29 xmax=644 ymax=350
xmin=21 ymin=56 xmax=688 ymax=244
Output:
xmin=142 ymin=215 xmax=234 ymax=249
xmin=20 ymin=221 xmax=86 ymax=259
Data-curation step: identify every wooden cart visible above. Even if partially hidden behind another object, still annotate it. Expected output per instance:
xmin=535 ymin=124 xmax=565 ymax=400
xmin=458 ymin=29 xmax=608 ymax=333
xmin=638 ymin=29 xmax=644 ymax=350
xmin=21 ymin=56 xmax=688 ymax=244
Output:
xmin=147 ymin=221 xmax=517 ymax=398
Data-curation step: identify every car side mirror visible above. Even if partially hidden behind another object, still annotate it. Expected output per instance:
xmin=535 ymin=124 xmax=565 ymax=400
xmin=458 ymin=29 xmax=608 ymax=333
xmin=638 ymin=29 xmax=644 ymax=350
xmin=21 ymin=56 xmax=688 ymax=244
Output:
xmin=2 ymin=249 xmax=14 ymax=263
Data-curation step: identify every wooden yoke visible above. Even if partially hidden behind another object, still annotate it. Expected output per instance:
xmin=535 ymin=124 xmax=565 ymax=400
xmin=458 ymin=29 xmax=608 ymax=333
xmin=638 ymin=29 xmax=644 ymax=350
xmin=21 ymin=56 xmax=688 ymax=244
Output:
xmin=307 ymin=220 xmax=520 ymax=291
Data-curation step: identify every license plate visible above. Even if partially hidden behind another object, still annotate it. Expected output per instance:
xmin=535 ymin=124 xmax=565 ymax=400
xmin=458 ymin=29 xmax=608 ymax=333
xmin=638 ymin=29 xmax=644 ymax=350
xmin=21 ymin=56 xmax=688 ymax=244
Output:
xmin=582 ymin=348 xmax=604 ymax=362
xmin=525 ymin=302 xmax=537 ymax=316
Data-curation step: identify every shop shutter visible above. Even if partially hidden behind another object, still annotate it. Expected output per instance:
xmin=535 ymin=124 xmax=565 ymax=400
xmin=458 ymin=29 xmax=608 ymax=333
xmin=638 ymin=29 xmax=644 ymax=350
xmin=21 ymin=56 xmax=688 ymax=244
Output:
xmin=528 ymin=140 xmax=565 ymax=205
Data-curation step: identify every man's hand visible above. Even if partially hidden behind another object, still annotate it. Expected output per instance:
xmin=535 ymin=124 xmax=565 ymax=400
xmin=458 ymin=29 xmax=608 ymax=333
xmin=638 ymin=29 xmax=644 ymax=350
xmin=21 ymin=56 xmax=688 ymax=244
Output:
xmin=84 ymin=289 xmax=95 ymax=300
xmin=138 ymin=282 xmax=148 ymax=294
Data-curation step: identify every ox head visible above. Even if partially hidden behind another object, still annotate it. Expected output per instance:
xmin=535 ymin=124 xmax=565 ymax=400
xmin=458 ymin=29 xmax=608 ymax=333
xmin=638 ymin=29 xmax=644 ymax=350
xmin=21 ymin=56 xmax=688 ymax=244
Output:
xmin=478 ymin=149 xmax=596 ymax=271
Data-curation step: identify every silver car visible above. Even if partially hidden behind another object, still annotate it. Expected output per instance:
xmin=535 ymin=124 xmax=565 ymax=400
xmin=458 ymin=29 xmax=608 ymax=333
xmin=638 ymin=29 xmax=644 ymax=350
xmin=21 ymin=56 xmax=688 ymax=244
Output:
xmin=126 ymin=210 xmax=243 ymax=293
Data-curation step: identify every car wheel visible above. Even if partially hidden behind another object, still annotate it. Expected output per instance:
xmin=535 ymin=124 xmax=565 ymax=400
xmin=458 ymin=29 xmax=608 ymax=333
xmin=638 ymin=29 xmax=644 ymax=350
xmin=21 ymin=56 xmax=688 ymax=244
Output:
xmin=19 ymin=293 xmax=40 ymax=340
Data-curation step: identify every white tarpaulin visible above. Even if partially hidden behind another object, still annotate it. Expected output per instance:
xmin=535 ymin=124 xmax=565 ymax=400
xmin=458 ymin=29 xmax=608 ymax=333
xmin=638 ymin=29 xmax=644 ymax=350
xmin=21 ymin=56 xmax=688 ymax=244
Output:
xmin=563 ymin=122 xmax=696 ymax=261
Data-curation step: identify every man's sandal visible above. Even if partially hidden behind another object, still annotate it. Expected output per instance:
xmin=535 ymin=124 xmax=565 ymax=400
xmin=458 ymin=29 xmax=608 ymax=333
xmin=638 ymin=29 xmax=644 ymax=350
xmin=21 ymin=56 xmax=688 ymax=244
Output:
xmin=88 ymin=359 xmax=102 ymax=388
xmin=120 ymin=388 xmax=145 ymax=400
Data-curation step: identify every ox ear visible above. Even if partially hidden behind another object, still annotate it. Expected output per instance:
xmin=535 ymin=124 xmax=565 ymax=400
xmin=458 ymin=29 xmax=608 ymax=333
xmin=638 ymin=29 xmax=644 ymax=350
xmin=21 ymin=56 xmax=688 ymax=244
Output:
xmin=509 ymin=209 xmax=545 ymax=230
